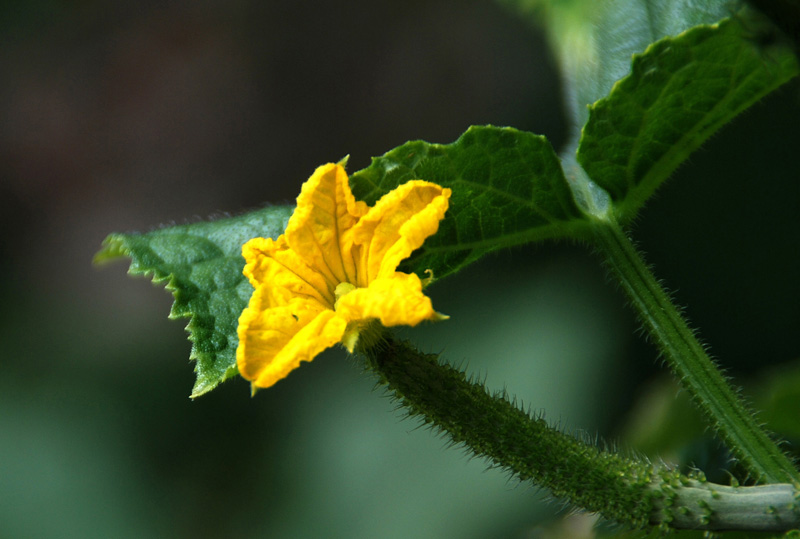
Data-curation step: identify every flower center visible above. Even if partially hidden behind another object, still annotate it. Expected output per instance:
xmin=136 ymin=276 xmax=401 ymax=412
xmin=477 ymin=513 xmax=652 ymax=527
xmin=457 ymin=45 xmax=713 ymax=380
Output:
xmin=333 ymin=282 xmax=356 ymax=311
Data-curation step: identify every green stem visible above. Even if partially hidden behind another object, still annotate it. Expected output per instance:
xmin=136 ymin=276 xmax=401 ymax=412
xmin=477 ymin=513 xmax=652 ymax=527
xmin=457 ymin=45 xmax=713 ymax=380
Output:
xmin=362 ymin=334 xmax=658 ymax=527
xmin=362 ymin=334 xmax=800 ymax=531
xmin=651 ymin=479 xmax=800 ymax=531
xmin=592 ymin=217 xmax=800 ymax=484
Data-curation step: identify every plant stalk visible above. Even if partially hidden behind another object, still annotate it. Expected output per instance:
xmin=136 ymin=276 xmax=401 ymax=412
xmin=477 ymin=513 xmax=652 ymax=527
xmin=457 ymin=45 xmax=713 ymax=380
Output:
xmin=592 ymin=217 xmax=800 ymax=484
xmin=650 ymin=479 xmax=800 ymax=531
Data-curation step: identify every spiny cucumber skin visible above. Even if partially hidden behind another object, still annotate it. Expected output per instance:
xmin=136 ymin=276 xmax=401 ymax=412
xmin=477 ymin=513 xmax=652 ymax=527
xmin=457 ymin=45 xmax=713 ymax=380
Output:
xmin=363 ymin=336 xmax=658 ymax=527
xmin=363 ymin=335 xmax=800 ymax=532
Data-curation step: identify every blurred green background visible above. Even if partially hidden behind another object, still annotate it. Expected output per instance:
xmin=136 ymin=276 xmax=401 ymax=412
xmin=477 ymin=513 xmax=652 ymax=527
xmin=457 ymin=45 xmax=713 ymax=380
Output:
xmin=0 ymin=1 xmax=798 ymax=538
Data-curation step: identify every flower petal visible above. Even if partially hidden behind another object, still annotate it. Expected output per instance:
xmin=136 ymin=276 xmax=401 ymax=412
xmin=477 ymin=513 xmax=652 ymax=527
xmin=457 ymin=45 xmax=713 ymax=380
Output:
xmin=285 ymin=163 xmax=368 ymax=289
xmin=242 ymin=236 xmax=334 ymax=307
xmin=237 ymin=285 xmax=347 ymax=390
xmin=335 ymin=271 xmax=447 ymax=327
xmin=351 ymin=181 xmax=451 ymax=285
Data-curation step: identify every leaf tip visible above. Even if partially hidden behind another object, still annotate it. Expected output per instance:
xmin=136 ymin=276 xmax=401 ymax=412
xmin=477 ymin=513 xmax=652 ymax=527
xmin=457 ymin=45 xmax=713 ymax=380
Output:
xmin=93 ymin=234 xmax=128 ymax=266
xmin=190 ymin=379 xmax=216 ymax=399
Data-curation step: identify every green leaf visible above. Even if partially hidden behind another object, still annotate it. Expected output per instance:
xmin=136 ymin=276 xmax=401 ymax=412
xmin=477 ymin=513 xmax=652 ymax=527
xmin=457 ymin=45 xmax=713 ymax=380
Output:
xmin=576 ymin=18 xmax=799 ymax=223
xmin=349 ymin=125 xmax=591 ymax=279
xmin=95 ymin=206 xmax=293 ymax=397
xmin=499 ymin=0 xmax=732 ymax=146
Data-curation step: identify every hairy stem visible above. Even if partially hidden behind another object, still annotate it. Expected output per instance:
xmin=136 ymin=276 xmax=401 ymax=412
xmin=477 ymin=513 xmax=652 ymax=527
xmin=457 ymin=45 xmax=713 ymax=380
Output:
xmin=361 ymin=334 xmax=657 ymax=527
xmin=361 ymin=334 xmax=800 ymax=531
xmin=592 ymin=218 xmax=800 ymax=484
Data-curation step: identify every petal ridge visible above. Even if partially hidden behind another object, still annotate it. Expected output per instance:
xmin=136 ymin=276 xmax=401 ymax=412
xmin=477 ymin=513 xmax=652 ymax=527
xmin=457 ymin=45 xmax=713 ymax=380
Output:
xmin=237 ymin=286 xmax=346 ymax=389
xmin=286 ymin=164 xmax=367 ymax=286
xmin=351 ymin=181 xmax=451 ymax=283
xmin=242 ymin=237 xmax=334 ymax=306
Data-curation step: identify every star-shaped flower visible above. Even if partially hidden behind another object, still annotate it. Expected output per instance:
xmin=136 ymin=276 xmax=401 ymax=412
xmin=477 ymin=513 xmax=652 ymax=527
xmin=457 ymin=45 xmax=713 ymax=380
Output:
xmin=237 ymin=162 xmax=451 ymax=391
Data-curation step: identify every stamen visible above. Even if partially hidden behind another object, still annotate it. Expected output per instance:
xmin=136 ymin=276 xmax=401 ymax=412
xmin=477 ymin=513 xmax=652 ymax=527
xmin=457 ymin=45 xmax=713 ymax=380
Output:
xmin=334 ymin=282 xmax=357 ymax=311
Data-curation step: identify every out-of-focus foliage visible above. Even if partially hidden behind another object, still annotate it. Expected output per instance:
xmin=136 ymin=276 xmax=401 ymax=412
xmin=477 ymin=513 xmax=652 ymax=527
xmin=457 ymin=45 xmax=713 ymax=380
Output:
xmin=499 ymin=0 xmax=733 ymax=145
xmin=578 ymin=19 xmax=798 ymax=222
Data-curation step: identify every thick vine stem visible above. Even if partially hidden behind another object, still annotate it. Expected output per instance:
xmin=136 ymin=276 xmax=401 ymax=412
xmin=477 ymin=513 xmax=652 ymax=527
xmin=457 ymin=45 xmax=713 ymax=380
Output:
xmin=361 ymin=334 xmax=658 ymax=527
xmin=650 ymin=476 xmax=800 ymax=531
xmin=361 ymin=334 xmax=800 ymax=532
xmin=591 ymin=217 xmax=800 ymax=485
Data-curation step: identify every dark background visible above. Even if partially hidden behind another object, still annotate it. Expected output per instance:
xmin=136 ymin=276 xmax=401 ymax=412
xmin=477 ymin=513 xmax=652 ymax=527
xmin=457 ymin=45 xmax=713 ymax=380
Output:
xmin=1 ymin=1 xmax=798 ymax=537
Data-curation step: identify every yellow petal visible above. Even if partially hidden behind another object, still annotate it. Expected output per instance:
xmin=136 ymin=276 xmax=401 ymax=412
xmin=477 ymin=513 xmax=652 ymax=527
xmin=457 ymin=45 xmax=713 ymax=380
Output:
xmin=335 ymin=271 xmax=447 ymax=327
xmin=237 ymin=285 xmax=347 ymax=389
xmin=242 ymin=236 xmax=334 ymax=307
xmin=285 ymin=163 xmax=368 ymax=288
xmin=351 ymin=181 xmax=451 ymax=285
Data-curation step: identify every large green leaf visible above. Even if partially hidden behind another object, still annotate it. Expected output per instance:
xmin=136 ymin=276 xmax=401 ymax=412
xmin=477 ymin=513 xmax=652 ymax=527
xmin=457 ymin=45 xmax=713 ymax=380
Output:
xmin=576 ymin=18 xmax=799 ymax=222
xmin=349 ymin=125 xmax=591 ymax=279
xmin=95 ymin=206 xmax=293 ymax=397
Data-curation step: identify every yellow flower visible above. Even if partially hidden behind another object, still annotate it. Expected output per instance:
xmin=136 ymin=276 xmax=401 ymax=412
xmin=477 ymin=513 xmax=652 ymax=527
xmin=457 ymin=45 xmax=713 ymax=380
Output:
xmin=236 ymin=162 xmax=451 ymax=391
